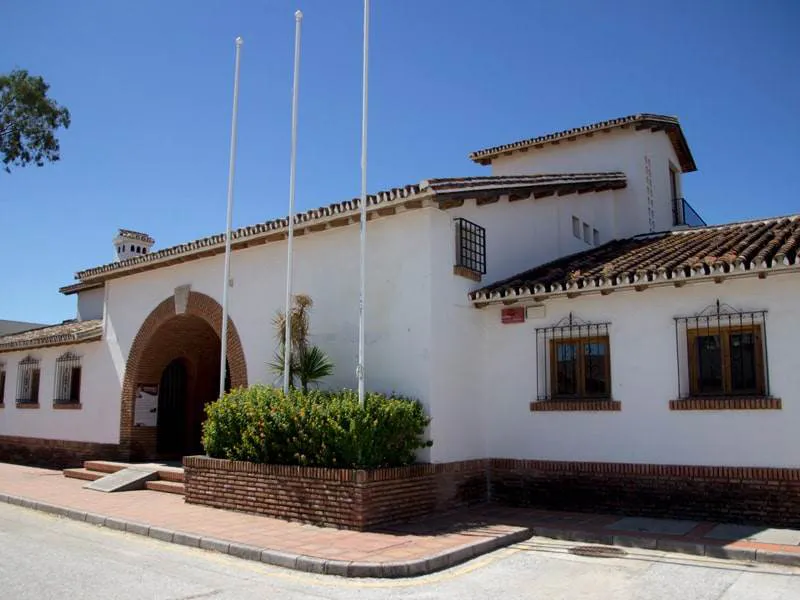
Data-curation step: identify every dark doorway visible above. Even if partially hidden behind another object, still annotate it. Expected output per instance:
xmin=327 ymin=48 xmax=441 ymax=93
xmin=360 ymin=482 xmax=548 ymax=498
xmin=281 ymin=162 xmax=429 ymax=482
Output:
xmin=157 ymin=359 xmax=188 ymax=456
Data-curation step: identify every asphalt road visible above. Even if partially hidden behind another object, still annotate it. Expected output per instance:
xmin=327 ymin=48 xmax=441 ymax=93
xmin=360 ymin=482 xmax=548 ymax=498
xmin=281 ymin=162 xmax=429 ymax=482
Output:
xmin=0 ymin=503 xmax=798 ymax=600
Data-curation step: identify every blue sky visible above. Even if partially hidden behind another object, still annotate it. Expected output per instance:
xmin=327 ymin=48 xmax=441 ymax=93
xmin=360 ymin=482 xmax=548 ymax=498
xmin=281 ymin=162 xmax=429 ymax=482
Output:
xmin=1 ymin=0 xmax=798 ymax=323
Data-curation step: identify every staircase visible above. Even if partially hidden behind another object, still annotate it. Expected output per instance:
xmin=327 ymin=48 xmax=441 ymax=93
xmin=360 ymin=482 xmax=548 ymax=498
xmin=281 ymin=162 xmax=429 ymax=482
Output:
xmin=63 ymin=460 xmax=185 ymax=496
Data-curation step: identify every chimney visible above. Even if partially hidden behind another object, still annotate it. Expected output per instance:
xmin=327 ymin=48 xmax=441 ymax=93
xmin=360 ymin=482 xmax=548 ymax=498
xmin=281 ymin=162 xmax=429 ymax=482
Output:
xmin=113 ymin=229 xmax=155 ymax=262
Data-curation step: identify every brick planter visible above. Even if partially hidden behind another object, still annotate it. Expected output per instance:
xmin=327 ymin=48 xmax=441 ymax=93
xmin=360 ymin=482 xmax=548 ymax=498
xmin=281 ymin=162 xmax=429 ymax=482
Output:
xmin=183 ymin=456 xmax=488 ymax=530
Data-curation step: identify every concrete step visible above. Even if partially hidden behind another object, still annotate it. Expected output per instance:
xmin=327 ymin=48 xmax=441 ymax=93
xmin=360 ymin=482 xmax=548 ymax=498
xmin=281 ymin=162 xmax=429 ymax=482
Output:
xmin=83 ymin=460 xmax=129 ymax=475
xmin=82 ymin=460 xmax=184 ymax=482
xmin=153 ymin=467 xmax=184 ymax=483
xmin=83 ymin=467 xmax=159 ymax=493
xmin=63 ymin=467 xmax=104 ymax=482
xmin=145 ymin=480 xmax=185 ymax=495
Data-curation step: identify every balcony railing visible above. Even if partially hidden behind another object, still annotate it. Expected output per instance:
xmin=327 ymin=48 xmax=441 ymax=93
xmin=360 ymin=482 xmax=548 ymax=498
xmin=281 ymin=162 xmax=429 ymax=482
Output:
xmin=672 ymin=197 xmax=706 ymax=227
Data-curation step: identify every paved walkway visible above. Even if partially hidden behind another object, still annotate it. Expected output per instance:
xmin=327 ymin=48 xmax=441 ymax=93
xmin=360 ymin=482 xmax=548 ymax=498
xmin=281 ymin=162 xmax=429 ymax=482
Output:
xmin=0 ymin=462 xmax=798 ymax=577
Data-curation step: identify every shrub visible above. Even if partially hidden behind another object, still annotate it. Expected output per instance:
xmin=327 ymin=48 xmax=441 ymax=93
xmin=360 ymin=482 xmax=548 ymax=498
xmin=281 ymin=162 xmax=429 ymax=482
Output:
xmin=201 ymin=386 xmax=432 ymax=469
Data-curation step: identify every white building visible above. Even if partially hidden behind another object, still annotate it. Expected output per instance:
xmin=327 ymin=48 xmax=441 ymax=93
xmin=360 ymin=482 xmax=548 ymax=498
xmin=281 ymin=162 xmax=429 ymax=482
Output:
xmin=1 ymin=114 xmax=798 ymax=522
xmin=0 ymin=321 xmax=46 ymax=336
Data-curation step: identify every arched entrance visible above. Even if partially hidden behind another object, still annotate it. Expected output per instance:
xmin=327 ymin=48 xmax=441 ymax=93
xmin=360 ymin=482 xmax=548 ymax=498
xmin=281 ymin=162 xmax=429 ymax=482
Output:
xmin=119 ymin=291 xmax=247 ymax=461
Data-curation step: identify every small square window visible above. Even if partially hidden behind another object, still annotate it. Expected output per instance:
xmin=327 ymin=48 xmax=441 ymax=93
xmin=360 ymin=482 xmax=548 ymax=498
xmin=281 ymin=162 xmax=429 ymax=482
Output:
xmin=687 ymin=325 xmax=764 ymax=396
xmin=572 ymin=216 xmax=580 ymax=238
xmin=593 ymin=229 xmax=599 ymax=245
xmin=583 ymin=223 xmax=590 ymax=243
xmin=550 ymin=336 xmax=611 ymax=399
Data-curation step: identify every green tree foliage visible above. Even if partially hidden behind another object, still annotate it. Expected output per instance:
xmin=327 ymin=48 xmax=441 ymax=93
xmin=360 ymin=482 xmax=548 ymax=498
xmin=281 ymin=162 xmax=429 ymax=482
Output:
xmin=269 ymin=294 xmax=334 ymax=392
xmin=202 ymin=386 xmax=433 ymax=469
xmin=0 ymin=69 xmax=71 ymax=173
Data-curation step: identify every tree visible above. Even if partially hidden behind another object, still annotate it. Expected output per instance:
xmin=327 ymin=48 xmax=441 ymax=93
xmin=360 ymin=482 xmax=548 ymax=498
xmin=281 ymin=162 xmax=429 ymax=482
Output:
xmin=269 ymin=295 xmax=334 ymax=392
xmin=0 ymin=69 xmax=71 ymax=173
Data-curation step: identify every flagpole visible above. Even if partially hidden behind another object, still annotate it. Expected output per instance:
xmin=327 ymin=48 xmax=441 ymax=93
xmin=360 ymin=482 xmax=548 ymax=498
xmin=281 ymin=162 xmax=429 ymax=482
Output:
xmin=357 ymin=0 xmax=369 ymax=407
xmin=219 ymin=36 xmax=244 ymax=398
xmin=283 ymin=11 xmax=303 ymax=395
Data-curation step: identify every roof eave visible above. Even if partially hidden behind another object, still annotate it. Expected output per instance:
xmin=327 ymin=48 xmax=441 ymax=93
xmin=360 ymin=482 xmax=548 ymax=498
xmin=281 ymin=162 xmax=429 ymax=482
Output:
xmin=0 ymin=331 xmax=103 ymax=354
xmin=469 ymin=263 xmax=800 ymax=308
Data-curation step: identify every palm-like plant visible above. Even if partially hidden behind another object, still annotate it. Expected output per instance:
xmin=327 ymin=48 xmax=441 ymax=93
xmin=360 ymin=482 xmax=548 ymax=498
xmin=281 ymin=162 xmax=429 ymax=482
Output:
xmin=295 ymin=345 xmax=334 ymax=392
xmin=270 ymin=295 xmax=334 ymax=392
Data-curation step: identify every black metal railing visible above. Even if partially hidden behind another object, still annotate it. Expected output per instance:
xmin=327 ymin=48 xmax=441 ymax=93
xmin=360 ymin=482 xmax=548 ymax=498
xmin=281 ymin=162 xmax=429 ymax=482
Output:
xmin=16 ymin=356 xmax=40 ymax=404
xmin=54 ymin=352 xmax=82 ymax=404
xmin=454 ymin=217 xmax=486 ymax=275
xmin=672 ymin=197 xmax=706 ymax=227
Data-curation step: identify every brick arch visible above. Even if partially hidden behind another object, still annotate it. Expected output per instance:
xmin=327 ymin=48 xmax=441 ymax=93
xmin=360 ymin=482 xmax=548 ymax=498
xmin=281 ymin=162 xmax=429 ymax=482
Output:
xmin=119 ymin=291 xmax=247 ymax=459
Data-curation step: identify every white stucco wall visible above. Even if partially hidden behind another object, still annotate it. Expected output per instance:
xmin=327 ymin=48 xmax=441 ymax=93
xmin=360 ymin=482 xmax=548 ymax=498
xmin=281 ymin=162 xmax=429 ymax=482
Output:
xmin=98 ymin=208 xmax=437 ymax=456
xmin=0 ymin=341 xmax=121 ymax=444
xmin=488 ymin=128 xmax=687 ymax=236
xmin=478 ymin=274 xmax=800 ymax=468
xmin=77 ymin=287 xmax=105 ymax=321
xmin=446 ymin=190 xmax=618 ymax=286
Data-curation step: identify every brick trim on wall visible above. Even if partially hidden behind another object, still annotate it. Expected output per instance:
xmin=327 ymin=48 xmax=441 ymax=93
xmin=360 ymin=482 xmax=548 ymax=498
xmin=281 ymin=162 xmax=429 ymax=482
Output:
xmin=669 ymin=396 xmax=782 ymax=411
xmin=530 ymin=400 xmax=621 ymax=412
xmin=118 ymin=291 xmax=248 ymax=460
xmin=184 ymin=456 xmax=800 ymax=529
xmin=183 ymin=456 xmax=488 ymax=530
xmin=491 ymin=459 xmax=800 ymax=528
xmin=0 ymin=435 xmax=121 ymax=469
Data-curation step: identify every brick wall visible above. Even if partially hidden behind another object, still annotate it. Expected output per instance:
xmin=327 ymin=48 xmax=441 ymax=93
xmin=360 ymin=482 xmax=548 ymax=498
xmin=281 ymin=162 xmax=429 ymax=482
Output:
xmin=0 ymin=435 xmax=121 ymax=469
xmin=491 ymin=459 xmax=800 ymax=528
xmin=183 ymin=456 xmax=488 ymax=530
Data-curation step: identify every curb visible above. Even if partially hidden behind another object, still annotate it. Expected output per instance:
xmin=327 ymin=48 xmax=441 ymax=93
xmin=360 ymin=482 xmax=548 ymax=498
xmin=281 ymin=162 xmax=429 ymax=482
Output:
xmin=4 ymin=494 xmax=798 ymax=572
xmin=0 ymin=493 xmax=532 ymax=578
xmin=529 ymin=526 xmax=800 ymax=568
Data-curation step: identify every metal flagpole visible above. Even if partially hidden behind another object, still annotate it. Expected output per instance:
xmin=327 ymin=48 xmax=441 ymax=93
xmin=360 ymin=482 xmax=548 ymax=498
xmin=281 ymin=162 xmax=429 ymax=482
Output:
xmin=283 ymin=11 xmax=303 ymax=395
xmin=219 ymin=36 xmax=244 ymax=398
xmin=357 ymin=0 xmax=370 ymax=407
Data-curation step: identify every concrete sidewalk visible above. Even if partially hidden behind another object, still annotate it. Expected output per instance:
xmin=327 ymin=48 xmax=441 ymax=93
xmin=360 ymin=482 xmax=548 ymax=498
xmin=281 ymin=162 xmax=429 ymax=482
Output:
xmin=1 ymin=462 xmax=798 ymax=577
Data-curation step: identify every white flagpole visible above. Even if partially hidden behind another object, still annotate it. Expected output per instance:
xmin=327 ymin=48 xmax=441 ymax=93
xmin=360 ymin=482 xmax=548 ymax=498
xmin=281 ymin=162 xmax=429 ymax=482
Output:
xmin=219 ymin=36 xmax=244 ymax=398
xmin=283 ymin=11 xmax=303 ymax=395
xmin=357 ymin=0 xmax=369 ymax=407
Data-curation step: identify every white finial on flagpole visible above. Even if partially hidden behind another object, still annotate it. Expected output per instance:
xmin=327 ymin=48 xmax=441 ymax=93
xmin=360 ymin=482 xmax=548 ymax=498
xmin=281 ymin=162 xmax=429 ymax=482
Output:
xmin=357 ymin=0 xmax=370 ymax=407
xmin=283 ymin=10 xmax=303 ymax=395
xmin=219 ymin=36 xmax=243 ymax=398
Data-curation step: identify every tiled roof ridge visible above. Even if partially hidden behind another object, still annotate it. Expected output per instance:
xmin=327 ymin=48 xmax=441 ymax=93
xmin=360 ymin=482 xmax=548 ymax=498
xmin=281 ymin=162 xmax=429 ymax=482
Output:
xmin=468 ymin=113 xmax=696 ymax=172
xmin=0 ymin=319 xmax=103 ymax=353
xmin=471 ymin=214 xmax=800 ymax=303
xmin=68 ymin=173 xmax=627 ymax=284
xmin=74 ymin=182 xmax=425 ymax=281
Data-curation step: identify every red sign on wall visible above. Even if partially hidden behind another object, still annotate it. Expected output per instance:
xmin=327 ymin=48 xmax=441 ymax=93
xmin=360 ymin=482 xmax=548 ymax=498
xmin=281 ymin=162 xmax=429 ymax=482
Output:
xmin=501 ymin=307 xmax=525 ymax=324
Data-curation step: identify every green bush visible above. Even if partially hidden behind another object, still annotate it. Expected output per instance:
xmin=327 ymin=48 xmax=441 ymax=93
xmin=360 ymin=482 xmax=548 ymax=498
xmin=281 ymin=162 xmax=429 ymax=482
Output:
xmin=201 ymin=386 xmax=432 ymax=469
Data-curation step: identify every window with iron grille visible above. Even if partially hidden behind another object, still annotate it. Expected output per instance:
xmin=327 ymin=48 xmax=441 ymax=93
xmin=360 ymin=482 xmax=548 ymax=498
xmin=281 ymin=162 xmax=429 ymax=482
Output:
xmin=674 ymin=300 xmax=769 ymax=399
xmin=16 ymin=357 xmax=40 ymax=404
xmin=54 ymin=352 xmax=82 ymax=404
xmin=535 ymin=313 xmax=612 ymax=401
xmin=0 ymin=363 xmax=5 ymax=405
xmin=454 ymin=217 xmax=486 ymax=275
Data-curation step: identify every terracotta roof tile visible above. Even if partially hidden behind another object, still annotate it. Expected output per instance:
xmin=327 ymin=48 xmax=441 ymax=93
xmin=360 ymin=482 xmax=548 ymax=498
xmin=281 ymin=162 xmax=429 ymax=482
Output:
xmin=0 ymin=320 xmax=103 ymax=353
xmin=468 ymin=113 xmax=697 ymax=173
xmin=471 ymin=215 xmax=800 ymax=303
xmin=62 ymin=173 xmax=625 ymax=291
